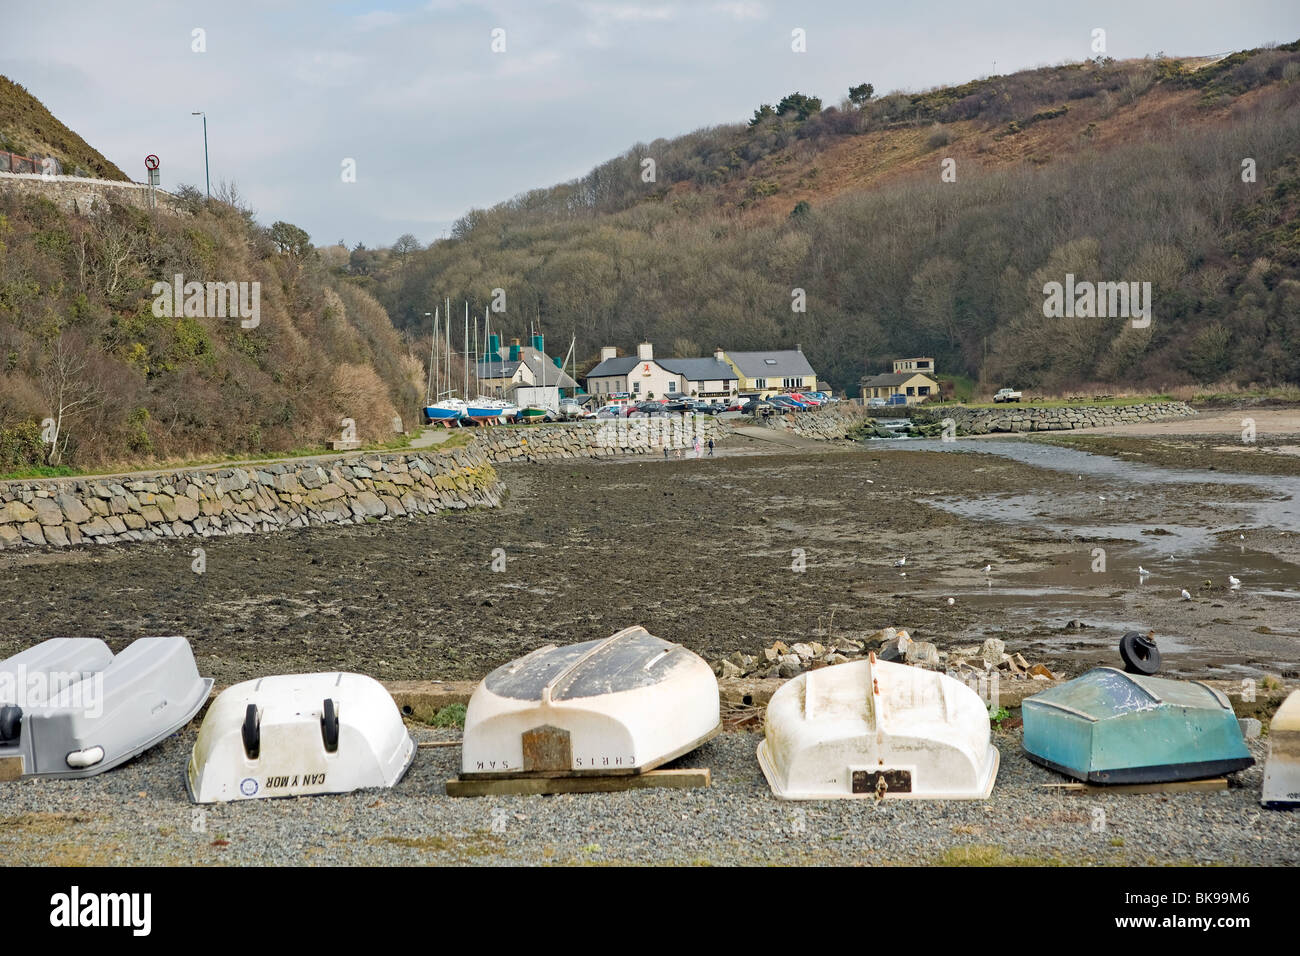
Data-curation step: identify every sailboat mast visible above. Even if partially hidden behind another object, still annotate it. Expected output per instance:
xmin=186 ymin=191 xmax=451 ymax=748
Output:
xmin=426 ymin=307 xmax=438 ymax=405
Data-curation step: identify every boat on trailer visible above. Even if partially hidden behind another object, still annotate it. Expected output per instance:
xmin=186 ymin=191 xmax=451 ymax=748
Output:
xmin=186 ymin=672 xmax=414 ymax=803
xmin=460 ymin=626 xmax=719 ymax=777
xmin=423 ymin=399 xmax=467 ymax=426
xmin=1262 ymin=689 xmax=1300 ymax=809
xmin=0 ymin=636 xmax=211 ymax=780
xmin=757 ymin=652 xmax=999 ymax=800
xmin=465 ymin=398 xmax=518 ymax=424
xmin=1022 ymin=668 xmax=1253 ymax=784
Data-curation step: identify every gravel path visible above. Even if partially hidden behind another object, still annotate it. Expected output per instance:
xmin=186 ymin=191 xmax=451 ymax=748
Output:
xmin=1 ymin=725 xmax=1293 ymax=866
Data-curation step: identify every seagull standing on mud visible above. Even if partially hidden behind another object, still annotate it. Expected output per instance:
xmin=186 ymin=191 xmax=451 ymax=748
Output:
xmin=1180 ymin=589 xmax=1192 ymax=601
xmin=981 ymin=564 xmax=992 ymax=574
xmin=894 ymin=556 xmax=907 ymax=568
xmin=1138 ymin=566 xmax=1150 ymax=577
xmin=1229 ymin=575 xmax=1242 ymax=589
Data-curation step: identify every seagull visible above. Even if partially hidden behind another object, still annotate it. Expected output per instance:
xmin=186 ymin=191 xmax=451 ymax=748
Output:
xmin=981 ymin=564 xmax=992 ymax=574
xmin=1180 ymin=589 xmax=1192 ymax=601
xmin=947 ymin=597 xmax=955 ymax=605
xmin=894 ymin=556 xmax=907 ymax=567
xmin=1229 ymin=575 xmax=1241 ymax=588
xmin=1138 ymin=566 xmax=1150 ymax=576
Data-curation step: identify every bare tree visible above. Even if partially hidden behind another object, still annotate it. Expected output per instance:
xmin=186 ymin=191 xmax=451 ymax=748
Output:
xmin=39 ymin=334 xmax=101 ymax=465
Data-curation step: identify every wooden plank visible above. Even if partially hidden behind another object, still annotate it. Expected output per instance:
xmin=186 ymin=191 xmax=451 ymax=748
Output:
xmin=0 ymin=755 xmax=23 ymax=782
xmin=1043 ymin=777 xmax=1228 ymax=795
xmin=446 ymin=768 xmax=710 ymax=797
xmin=522 ymin=725 xmax=571 ymax=772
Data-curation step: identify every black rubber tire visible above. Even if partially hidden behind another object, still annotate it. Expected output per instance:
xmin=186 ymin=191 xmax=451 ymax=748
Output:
xmin=241 ymin=703 xmax=260 ymax=759
xmin=1120 ymin=631 xmax=1161 ymax=675
xmin=321 ymin=698 xmax=340 ymax=752
xmin=0 ymin=704 xmax=21 ymax=742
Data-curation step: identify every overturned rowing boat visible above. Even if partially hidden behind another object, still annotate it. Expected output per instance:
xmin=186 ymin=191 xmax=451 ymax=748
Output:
xmin=0 ymin=637 xmax=211 ymax=780
xmin=186 ymin=672 xmax=414 ymax=803
xmin=461 ymin=627 xmax=719 ymax=777
xmin=1023 ymin=668 xmax=1253 ymax=784
xmin=757 ymin=653 xmax=1000 ymax=800
xmin=1262 ymin=689 xmax=1299 ymax=809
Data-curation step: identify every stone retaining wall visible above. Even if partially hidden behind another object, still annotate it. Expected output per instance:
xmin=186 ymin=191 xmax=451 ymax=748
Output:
xmin=474 ymin=416 xmax=722 ymax=463
xmin=919 ymin=401 xmax=1197 ymax=434
xmin=0 ymin=171 xmax=185 ymax=216
xmin=760 ymin=402 xmax=868 ymax=439
xmin=0 ymin=446 xmax=502 ymax=550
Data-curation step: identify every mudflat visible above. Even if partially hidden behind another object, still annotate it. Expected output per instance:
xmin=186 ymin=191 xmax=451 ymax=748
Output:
xmin=1 ymin=432 xmax=1295 ymax=685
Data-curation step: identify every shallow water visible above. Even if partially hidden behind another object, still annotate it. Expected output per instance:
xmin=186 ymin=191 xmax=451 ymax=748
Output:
xmin=870 ymin=437 xmax=1300 ymax=675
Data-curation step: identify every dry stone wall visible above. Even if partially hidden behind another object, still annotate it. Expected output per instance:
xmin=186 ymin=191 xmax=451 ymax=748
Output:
xmin=759 ymin=402 xmax=868 ymax=439
xmin=473 ymin=416 xmax=722 ymax=463
xmin=0 ymin=172 xmax=185 ymax=216
xmin=922 ymin=401 xmax=1197 ymax=434
xmin=0 ymin=446 xmax=501 ymax=550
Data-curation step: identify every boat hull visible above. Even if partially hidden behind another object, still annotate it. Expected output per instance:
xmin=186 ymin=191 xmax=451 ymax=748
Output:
xmin=461 ymin=627 xmax=720 ymax=777
xmin=186 ymin=672 xmax=415 ymax=803
xmin=757 ymin=655 xmax=999 ymax=800
xmin=1022 ymin=668 xmax=1253 ymax=785
xmin=1262 ymin=690 xmax=1300 ymax=809
xmin=0 ymin=637 xmax=212 ymax=780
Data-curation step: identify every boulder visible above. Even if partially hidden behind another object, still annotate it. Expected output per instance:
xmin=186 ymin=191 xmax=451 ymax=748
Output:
xmin=32 ymin=497 xmax=64 ymax=527
xmin=980 ymin=638 xmax=1006 ymax=669
xmin=56 ymin=494 xmax=92 ymax=523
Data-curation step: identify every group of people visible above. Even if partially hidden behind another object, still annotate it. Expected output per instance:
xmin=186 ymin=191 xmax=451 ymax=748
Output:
xmin=662 ymin=437 xmax=714 ymax=459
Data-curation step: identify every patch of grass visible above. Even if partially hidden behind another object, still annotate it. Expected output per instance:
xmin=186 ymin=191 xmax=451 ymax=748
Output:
xmin=936 ymin=844 xmax=1065 ymax=866
xmin=988 ymin=705 xmax=1011 ymax=728
xmin=429 ymin=703 xmax=467 ymax=729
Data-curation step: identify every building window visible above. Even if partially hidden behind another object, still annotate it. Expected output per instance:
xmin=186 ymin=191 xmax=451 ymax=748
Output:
xmin=633 ymin=381 xmax=640 ymax=394
xmin=754 ymin=378 xmax=766 ymax=389
xmin=906 ymin=386 xmax=915 ymax=395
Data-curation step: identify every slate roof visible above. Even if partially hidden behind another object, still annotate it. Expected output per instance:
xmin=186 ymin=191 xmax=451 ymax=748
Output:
xmin=725 ymin=350 xmax=816 ymax=379
xmin=479 ymin=347 xmax=577 ymax=388
xmin=584 ymin=355 xmax=642 ymax=378
xmin=659 ymin=358 xmax=736 ymax=381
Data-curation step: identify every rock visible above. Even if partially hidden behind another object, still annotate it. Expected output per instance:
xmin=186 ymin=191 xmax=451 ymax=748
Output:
xmin=905 ymin=641 xmax=940 ymax=666
xmin=791 ymin=642 xmax=816 ymax=660
xmin=19 ymin=522 xmax=46 ymax=545
xmin=777 ymin=660 xmax=801 ymax=679
xmin=57 ymin=494 xmax=92 ymax=523
xmin=0 ymin=501 xmax=37 ymax=524
xmin=1012 ymin=653 xmax=1030 ymax=670
xmin=824 ymin=653 xmax=850 ymax=665
xmin=831 ymin=637 xmax=862 ymax=653
xmin=174 ymin=497 xmax=201 ymax=521
xmin=32 ymin=497 xmax=64 ymax=526
xmin=44 ymin=525 xmax=69 ymax=547
xmin=718 ymin=660 xmax=743 ymax=679
xmin=1238 ymin=718 xmax=1262 ymax=740
xmin=980 ymin=638 xmax=1005 ymax=669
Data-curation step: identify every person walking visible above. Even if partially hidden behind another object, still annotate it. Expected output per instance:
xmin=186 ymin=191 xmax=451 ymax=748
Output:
xmin=693 ymin=437 xmax=702 ymax=458
xmin=707 ymin=438 xmax=714 ymax=457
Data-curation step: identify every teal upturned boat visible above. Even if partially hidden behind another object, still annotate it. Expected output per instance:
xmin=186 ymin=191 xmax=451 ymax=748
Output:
xmin=1022 ymin=668 xmax=1252 ymax=784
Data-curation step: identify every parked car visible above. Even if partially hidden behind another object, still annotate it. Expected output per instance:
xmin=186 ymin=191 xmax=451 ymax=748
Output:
xmin=993 ymin=387 xmax=1023 ymax=403
xmin=867 ymin=397 xmax=888 ymax=408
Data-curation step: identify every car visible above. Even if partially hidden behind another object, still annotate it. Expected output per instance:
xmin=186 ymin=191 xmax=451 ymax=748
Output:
xmin=868 ymin=397 xmax=888 ymax=408
xmin=993 ymin=387 xmax=1023 ymax=403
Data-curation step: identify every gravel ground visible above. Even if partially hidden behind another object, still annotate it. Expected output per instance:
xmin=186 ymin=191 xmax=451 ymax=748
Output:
xmin=0 ymin=725 xmax=1293 ymax=866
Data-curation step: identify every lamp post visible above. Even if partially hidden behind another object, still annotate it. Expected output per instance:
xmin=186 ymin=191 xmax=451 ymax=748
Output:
xmin=191 ymin=111 xmax=209 ymax=199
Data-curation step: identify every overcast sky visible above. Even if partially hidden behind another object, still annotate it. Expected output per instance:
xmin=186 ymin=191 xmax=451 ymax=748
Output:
xmin=4 ymin=1 xmax=1298 ymax=247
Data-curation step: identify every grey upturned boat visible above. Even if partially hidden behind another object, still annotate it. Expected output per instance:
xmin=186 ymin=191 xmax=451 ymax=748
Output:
xmin=0 ymin=636 xmax=212 ymax=780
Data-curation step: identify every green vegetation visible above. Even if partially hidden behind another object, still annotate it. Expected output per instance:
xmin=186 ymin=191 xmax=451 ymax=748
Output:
xmin=429 ymin=703 xmax=467 ymax=729
xmin=0 ymin=185 xmax=421 ymax=468
xmin=364 ymin=43 xmax=1300 ymax=396
xmin=0 ymin=76 xmax=128 ymax=179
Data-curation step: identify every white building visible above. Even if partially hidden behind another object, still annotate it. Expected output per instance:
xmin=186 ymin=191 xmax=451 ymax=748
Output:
xmin=584 ymin=343 xmax=738 ymax=403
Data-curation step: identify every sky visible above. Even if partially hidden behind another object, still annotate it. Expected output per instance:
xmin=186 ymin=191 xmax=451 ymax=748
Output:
xmin=4 ymin=0 xmax=1298 ymax=247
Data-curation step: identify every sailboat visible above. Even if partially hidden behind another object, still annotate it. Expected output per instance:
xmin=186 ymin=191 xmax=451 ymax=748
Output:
xmin=466 ymin=307 xmax=519 ymax=424
xmin=422 ymin=302 xmax=467 ymax=426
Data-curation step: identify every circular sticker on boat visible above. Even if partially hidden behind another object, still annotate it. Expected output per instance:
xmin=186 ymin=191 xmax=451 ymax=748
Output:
xmin=239 ymin=777 xmax=258 ymax=796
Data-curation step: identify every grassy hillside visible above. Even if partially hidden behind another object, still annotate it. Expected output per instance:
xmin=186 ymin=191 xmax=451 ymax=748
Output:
xmin=0 ymin=75 xmax=128 ymax=180
xmin=0 ymin=187 xmax=422 ymax=472
xmin=366 ymin=42 xmax=1300 ymax=395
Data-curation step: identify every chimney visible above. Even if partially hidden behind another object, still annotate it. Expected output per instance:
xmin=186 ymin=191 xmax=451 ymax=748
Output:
xmin=600 ymin=346 xmax=617 ymax=362
xmin=637 ymin=341 xmax=653 ymax=361
xmin=795 ymin=342 xmax=802 ymax=352
xmin=714 ymin=347 xmax=725 ymax=363
xmin=508 ymin=339 xmax=521 ymax=362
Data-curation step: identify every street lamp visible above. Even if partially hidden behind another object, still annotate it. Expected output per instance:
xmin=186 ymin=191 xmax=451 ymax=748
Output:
xmin=191 ymin=111 xmax=209 ymax=199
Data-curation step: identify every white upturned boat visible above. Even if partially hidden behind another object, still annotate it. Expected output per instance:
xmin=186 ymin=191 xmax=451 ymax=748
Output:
xmin=186 ymin=673 xmax=414 ymax=803
xmin=1262 ymin=689 xmax=1300 ymax=809
xmin=757 ymin=653 xmax=999 ymax=800
xmin=461 ymin=626 xmax=719 ymax=776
